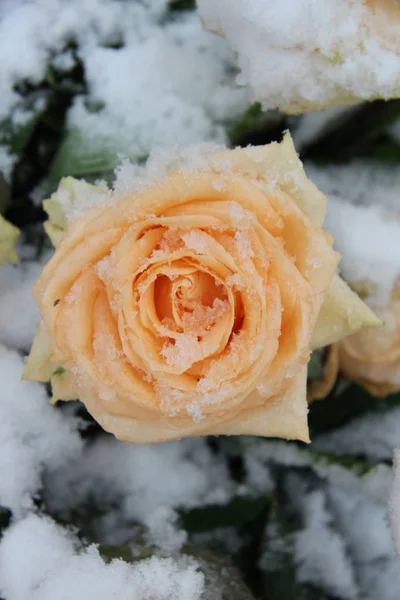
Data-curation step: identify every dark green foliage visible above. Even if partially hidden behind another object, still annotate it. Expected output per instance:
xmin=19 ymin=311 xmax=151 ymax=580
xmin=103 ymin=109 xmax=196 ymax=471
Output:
xmin=169 ymin=0 xmax=196 ymax=11
xmin=180 ymin=496 xmax=270 ymax=533
xmin=229 ymin=103 xmax=287 ymax=148
xmin=309 ymin=382 xmax=400 ymax=440
xmin=301 ymin=99 xmax=400 ymax=163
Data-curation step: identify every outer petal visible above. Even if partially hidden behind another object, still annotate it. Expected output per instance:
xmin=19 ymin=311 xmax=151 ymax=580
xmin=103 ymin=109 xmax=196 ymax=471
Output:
xmin=211 ymin=132 xmax=328 ymax=226
xmin=50 ymin=370 xmax=77 ymax=403
xmin=43 ymin=177 xmax=109 ymax=247
xmin=312 ymin=274 xmax=382 ymax=349
xmin=211 ymin=366 xmax=310 ymax=442
xmin=22 ymin=321 xmax=53 ymax=382
xmin=76 ymin=366 xmax=309 ymax=444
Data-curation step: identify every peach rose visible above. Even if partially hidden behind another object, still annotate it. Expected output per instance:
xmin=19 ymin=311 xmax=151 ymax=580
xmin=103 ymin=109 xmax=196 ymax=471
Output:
xmin=339 ymin=283 xmax=400 ymax=397
xmin=366 ymin=0 xmax=400 ymax=20
xmin=24 ymin=136 xmax=380 ymax=443
xmin=365 ymin=0 xmax=400 ymax=51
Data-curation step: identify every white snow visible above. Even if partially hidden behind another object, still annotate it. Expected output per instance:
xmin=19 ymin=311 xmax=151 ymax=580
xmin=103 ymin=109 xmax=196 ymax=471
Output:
xmin=329 ymin=485 xmax=393 ymax=564
xmin=0 ymin=0 xmax=166 ymax=121
xmin=0 ymin=259 xmax=45 ymax=350
xmin=197 ymin=0 xmax=400 ymax=112
xmin=329 ymin=484 xmax=400 ymax=600
xmin=306 ymin=162 xmax=400 ymax=307
xmin=314 ymin=409 xmax=400 ymax=463
xmin=306 ymin=161 xmax=400 ymax=214
xmin=68 ymin=12 xmax=247 ymax=160
xmin=43 ymin=435 xmax=237 ymax=546
xmin=241 ymin=438 xmax=392 ymax=501
xmin=61 ymin=142 xmax=229 ymax=220
xmin=0 ymin=0 xmax=248 ymax=177
xmin=0 ymin=513 xmax=204 ymax=600
xmin=293 ymin=488 xmax=358 ymax=599
xmin=112 ymin=142 xmax=225 ymax=196
xmin=253 ymin=442 xmax=400 ymax=600
xmin=0 ymin=345 xmax=82 ymax=515
xmin=0 ymin=145 xmax=15 ymax=181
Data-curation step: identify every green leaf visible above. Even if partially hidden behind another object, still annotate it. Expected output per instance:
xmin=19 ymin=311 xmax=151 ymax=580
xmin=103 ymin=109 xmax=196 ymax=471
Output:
xmin=51 ymin=366 xmax=66 ymax=377
xmin=180 ymin=495 xmax=270 ymax=533
xmin=169 ymin=0 xmax=196 ymax=10
xmin=47 ymin=129 xmax=148 ymax=191
xmin=302 ymin=99 xmax=400 ymax=163
xmin=309 ymin=382 xmax=400 ymax=437
xmin=48 ymin=130 xmax=119 ymax=184
xmin=45 ymin=64 xmax=84 ymax=96
xmin=368 ymin=139 xmax=400 ymax=162
xmin=0 ymin=91 xmax=50 ymax=157
xmin=229 ymin=103 xmax=286 ymax=148
xmin=0 ymin=114 xmax=37 ymax=156
xmin=307 ymin=448 xmax=373 ymax=476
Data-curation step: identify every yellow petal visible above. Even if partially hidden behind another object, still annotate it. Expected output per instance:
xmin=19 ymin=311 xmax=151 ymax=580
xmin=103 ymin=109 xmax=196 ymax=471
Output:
xmin=50 ymin=369 xmax=77 ymax=403
xmin=0 ymin=215 xmax=19 ymax=265
xmin=22 ymin=320 xmax=53 ymax=382
xmin=43 ymin=177 xmax=108 ymax=246
xmin=312 ymin=274 xmax=383 ymax=349
xmin=43 ymin=197 xmax=68 ymax=231
xmin=43 ymin=221 xmax=64 ymax=248
xmin=212 ymin=132 xmax=327 ymax=226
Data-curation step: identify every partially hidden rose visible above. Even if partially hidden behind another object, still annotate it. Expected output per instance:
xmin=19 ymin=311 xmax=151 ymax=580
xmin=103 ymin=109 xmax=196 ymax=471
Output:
xmin=339 ymin=282 xmax=400 ymax=397
xmin=310 ymin=174 xmax=400 ymax=399
xmin=197 ymin=0 xmax=400 ymax=114
xmin=23 ymin=135 xmax=380 ymax=443
xmin=365 ymin=0 xmax=400 ymax=52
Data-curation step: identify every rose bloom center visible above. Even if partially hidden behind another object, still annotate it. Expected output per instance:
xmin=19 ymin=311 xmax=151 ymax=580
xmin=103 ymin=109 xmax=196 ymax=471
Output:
xmin=135 ymin=227 xmax=245 ymax=373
